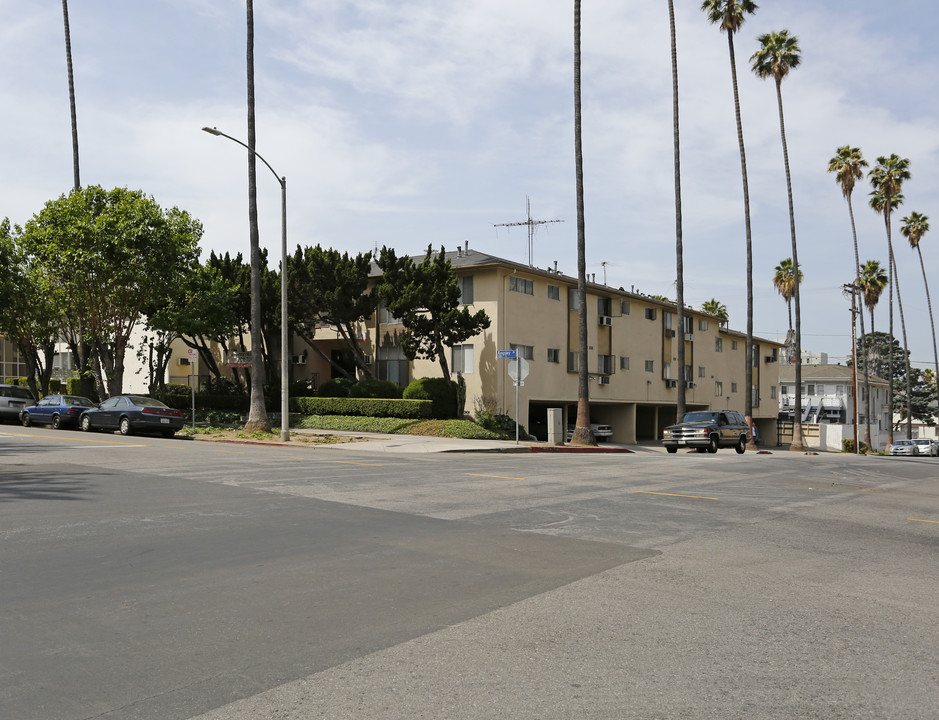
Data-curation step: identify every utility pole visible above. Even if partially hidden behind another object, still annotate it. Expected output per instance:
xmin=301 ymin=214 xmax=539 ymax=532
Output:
xmin=843 ymin=282 xmax=860 ymax=454
xmin=494 ymin=196 xmax=563 ymax=267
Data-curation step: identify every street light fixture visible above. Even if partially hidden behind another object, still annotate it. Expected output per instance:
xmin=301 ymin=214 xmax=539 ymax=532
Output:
xmin=202 ymin=126 xmax=290 ymax=441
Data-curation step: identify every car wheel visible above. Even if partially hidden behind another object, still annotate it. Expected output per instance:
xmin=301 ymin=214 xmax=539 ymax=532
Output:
xmin=735 ymin=435 xmax=746 ymax=454
xmin=707 ymin=436 xmax=719 ymax=454
xmin=695 ymin=447 xmax=707 ymax=453
xmin=52 ymin=414 xmax=62 ymax=430
xmin=119 ymin=417 xmax=132 ymax=436
xmin=21 ymin=413 xmax=31 ymax=427
xmin=81 ymin=415 xmax=92 ymax=432
xmin=666 ymin=446 xmax=678 ymax=454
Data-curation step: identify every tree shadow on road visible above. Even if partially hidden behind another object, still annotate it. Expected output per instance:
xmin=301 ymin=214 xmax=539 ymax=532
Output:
xmin=0 ymin=466 xmax=96 ymax=503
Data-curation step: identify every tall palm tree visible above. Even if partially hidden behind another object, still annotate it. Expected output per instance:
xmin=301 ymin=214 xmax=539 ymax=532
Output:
xmin=702 ymin=0 xmax=758 ymax=437
xmin=570 ymin=0 xmax=594 ymax=446
xmin=901 ymin=211 xmax=939 ymax=422
xmin=701 ymin=298 xmax=728 ymax=323
xmin=772 ymin=258 xmax=801 ymax=330
xmin=869 ymin=154 xmax=911 ymax=444
xmin=244 ymin=0 xmax=271 ymax=433
xmin=858 ymin=259 xmax=888 ymax=335
xmin=828 ymin=145 xmax=871 ymax=444
xmin=61 ymin=0 xmax=80 ymax=191
xmin=668 ymin=0 xmax=687 ymax=421
xmin=751 ymin=28 xmax=803 ymax=450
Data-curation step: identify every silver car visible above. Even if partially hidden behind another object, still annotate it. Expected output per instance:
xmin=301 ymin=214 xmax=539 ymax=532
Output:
xmin=0 ymin=384 xmax=36 ymax=423
xmin=888 ymin=439 xmax=919 ymax=456
xmin=912 ymin=438 xmax=938 ymax=457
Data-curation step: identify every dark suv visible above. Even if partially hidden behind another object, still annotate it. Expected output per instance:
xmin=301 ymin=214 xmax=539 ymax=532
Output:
xmin=662 ymin=410 xmax=750 ymax=454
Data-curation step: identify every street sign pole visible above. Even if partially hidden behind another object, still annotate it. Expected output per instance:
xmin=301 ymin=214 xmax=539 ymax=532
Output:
xmin=515 ymin=355 xmax=520 ymax=443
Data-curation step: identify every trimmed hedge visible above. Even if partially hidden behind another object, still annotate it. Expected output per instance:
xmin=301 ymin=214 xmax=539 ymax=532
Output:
xmin=292 ymin=396 xmax=432 ymax=419
xmin=348 ymin=379 xmax=402 ymax=399
xmin=403 ymin=377 xmax=457 ymax=419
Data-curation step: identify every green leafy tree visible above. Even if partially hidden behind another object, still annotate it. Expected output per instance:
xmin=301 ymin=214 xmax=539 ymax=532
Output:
xmin=0 ymin=219 xmax=59 ymax=398
xmin=900 ymin=211 xmax=939 ymax=418
xmin=869 ymin=155 xmax=912 ymax=441
xmin=828 ymin=145 xmax=871 ymax=443
xmin=18 ymin=186 xmax=202 ymax=398
xmin=752 ymin=28 xmax=803 ymax=451
xmin=376 ymin=245 xmax=490 ymax=384
xmin=288 ymin=245 xmax=379 ymax=380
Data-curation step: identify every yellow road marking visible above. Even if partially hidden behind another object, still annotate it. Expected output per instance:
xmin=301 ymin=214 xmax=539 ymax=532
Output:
xmin=3 ymin=431 xmax=150 ymax=446
xmin=909 ymin=518 xmax=939 ymax=524
xmin=466 ymin=473 xmax=525 ymax=481
xmin=633 ymin=490 xmax=719 ymax=501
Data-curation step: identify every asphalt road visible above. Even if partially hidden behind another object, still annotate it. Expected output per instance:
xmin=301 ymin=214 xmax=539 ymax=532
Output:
xmin=1 ymin=426 xmax=937 ymax=719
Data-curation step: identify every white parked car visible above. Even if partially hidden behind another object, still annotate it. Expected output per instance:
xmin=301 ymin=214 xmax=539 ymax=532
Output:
xmin=888 ymin=439 xmax=919 ymax=456
xmin=567 ymin=423 xmax=613 ymax=442
xmin=911 ymin=438 xmax=938 ymax=457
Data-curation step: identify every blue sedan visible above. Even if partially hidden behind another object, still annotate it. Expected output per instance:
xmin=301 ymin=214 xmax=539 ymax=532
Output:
xmin=21 ymin=394 xmax=96 ymax=429
xmin=79 ymin=395 xmax=185 ymax=437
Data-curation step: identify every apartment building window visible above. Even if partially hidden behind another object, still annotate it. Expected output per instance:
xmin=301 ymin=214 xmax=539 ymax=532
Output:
xmin=451 ymin=344 xmax=475 ymax=374
xmin=547 ymin=348 xmax=560 ymax=363
xmin=547 ymin=284 xmax=560 ymax=301
xmin=771 ymin=386 xmax=777 ymax=399
xmin=510 ymin=276 xmax=534 ymax=295
xmin=731 ymin=340 xmax=738 ymax=350
xmin=598 ymin=297 xmax=612 ymax=316
xmin=715 ymin=337 xmax=723 ymax=352
xmin=684 ymin=316 xmax=694 ymax=334
xmin=645 ymin=307 xmax=657 ymax=321
xmin=698 ymin=319 xmax=708 ymax=331
xmin=620 ymin=356 xmax=630 ymax=370
xmin=664 ymin=312 xmax=673 ymax=330
xmin=598 ymin=354 xmax=615 ymax=375
xmin=715 ymin=381 xmax=723 ymax=396
xmin=510 ymin=343 xmax=534 ymax=360
xmin=731 ymin=382 xmax=738 ymax=393
xmin=817 ymin=384 xmax=825 ymax=394
xmin=645 ymin=360 xmax=654 ymax=372
xmin=568 ymin=351 xmax=580 ymax=372
xmin=621 ymin=301 xmax=631 ymax=315
xmin=684 ymin=365 xmax=692 ymax=381
xmin=458 ymin=275 xmax=474 ymax=304
xmin=698 ymin=366 xmax=706 ymax=378
xmin=663 ymin=362 xmax=672 ymax=379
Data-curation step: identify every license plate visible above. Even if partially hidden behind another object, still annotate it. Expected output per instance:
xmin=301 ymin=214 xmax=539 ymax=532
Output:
xmin=160 ymin=418 xmax=170 ymax=424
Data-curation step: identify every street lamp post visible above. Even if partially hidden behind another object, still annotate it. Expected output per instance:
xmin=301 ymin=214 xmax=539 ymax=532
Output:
xmin=202 ymin=126 xmax=290 ymax=441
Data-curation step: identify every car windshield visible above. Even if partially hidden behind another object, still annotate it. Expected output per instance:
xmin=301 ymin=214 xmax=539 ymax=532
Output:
xmin=894 ymin=440 xmax=913 ymax=446
xmin=129 ymin=396 xmax=169 ymax=408
xmin=682 ymin=412 xmax=718 ymax=423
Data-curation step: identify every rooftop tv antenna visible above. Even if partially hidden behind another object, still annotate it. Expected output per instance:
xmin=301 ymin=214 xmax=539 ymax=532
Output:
xmin=494 ymin=196 xmax=563 ymax=266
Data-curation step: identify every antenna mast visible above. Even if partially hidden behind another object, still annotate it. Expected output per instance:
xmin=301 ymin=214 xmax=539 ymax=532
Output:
xmin=494 ymin=196 xmax=564 ymax=266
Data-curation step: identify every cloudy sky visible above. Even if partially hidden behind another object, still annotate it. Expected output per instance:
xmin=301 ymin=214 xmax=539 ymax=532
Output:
xmin=2 ymin=0 xmax=938 ymax=370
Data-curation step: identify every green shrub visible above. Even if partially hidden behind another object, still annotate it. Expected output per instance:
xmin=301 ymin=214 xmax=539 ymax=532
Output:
xmin=348 ymin=379 xmax=402 ymax=399
xmin=49 ymin=378 xmax=62 ymax=393
xmin=403 ymin=377 xmax=457 ymax=419
xmin=292 ymin=396 xmax=432 ymax=419
xmin=166 ymin=383 xmax=193 ymax=395
xmin=475 ymin=408 xmax=534 ymax=440
xmin=205 ymin=376 xmax=245 ymax=395
xmin=318 ymin=377 xmax=357 ymax=397
xmin=842 ymin=438 xmax=869 ymax=454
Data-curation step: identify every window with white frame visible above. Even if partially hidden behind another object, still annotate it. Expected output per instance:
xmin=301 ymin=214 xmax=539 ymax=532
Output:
xmin=451 ymin=344 xmax=474 ymax=374
xmin=715 ymin=381 xmax=723 ymax=396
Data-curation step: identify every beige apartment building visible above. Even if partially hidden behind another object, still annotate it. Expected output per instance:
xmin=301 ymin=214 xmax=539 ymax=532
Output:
xmin=360 ymin=247 xmax=783 ymax=444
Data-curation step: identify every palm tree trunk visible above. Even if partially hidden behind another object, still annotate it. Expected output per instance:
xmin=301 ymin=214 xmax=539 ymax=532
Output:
xmin=244 ymin=0 xmax=271 ymax=433
xmin=669 ymin=0 xmax=686 ymax=422
xmin=773 ymin=78 xmax=803 ymax=452
xmin=725 ymin=32 xmax=756 ymax=442
xmin=889 ymin=248 xmax=913 ymax=438
xmin=848 ymin=197 xmax=872 ymax=447
xmin=570 ymin=0 xmax=594 ymax=446
xmin=915 ymin=246 xmax=939 ymax=423
xmin=61 ymin=0 xmax=80 ymax=191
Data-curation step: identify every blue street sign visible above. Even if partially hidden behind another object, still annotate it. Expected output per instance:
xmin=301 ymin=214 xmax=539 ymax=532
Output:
xmin=497 ymin=350 xmax=517 ymax=359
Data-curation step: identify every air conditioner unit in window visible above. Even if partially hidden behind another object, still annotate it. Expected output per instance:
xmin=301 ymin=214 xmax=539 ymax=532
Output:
xmin=687 ymin=381 xmax=695 ymax=389
xmin=686 ymin=334 xmax=694 ymax=342
xmin=665 ymin=379 xmax=677 ymax=388
xmin=597 ymin=375 xmax=611 ymax=385
xmin=665 ymin=329 xmax=676 ymax=338
xmin=765 ymin=355 xmax=776 ymax=363
xmin=598 ymin=315 xmax=612 ymax=326
xmin=291 ymin=354 xmax=307 ymax=365
xmin=177 ymin=357 xmax=190 ymax=366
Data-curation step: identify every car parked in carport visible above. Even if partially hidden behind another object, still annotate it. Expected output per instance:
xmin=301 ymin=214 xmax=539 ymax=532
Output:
xmin=21 ymin=394 xmax=96 ymax=429
xmin=80 ymin=395 xmax=184 ymax=437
